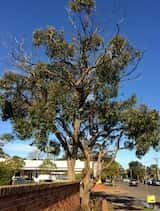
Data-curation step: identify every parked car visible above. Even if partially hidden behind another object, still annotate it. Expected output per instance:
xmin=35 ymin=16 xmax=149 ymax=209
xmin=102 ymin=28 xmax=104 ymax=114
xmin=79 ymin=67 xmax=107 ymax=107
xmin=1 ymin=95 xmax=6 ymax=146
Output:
xmin=13 ymin=176 xmax=32 ymax=185
xmin=56 ymin=175 xmax=68 ymax=180
xmin=123 ymin=178 xmax=130 ymax=183
xmin=147 ymin=179 xmax=155 ymax=185
xmin=151 ymin=180 xmax=160 ymax=186
xmin=33 ymin=174 xmax=56 ymax=183
xmin=155 ymin=180 xmax=160 ymax=186
xmin=129 ymin=179 xmax=138 ymax=186
xmin=105 ymin=178 xmax=113 ymax=186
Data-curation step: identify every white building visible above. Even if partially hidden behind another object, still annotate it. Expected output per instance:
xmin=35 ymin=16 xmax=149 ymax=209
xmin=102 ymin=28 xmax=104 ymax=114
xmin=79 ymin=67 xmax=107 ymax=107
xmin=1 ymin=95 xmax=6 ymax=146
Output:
xmin=0 ymin=158 xmax=95 ymax=178
xmin=24 ymin=159 xmax=85 ymax=172
xmin=24 ymin=159 xmax=94 ymax=178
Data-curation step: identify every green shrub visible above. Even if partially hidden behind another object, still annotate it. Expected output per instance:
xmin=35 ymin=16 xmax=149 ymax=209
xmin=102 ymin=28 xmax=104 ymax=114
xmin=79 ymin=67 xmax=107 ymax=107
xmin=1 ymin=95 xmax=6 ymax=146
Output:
xmin=0 ymin=162 xmax=12 ymax=185
xmin=0 ymin=157 xmax=24 ymax=186
xmin=75 ymin=173 xmax=83 ymax=180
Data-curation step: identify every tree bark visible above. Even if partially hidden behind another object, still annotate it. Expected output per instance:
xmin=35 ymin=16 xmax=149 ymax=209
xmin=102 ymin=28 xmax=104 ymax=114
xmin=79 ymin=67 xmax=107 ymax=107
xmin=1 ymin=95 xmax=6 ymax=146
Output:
xmin=96 ymin=151 xmax=103 ymax=180
xmin=67 ymin=158 xmax=76 ymax=181
xmin=73 ymin=119 xmax=80 ymax=143
xmin=80 ymin=151 xmax=93 ymax=211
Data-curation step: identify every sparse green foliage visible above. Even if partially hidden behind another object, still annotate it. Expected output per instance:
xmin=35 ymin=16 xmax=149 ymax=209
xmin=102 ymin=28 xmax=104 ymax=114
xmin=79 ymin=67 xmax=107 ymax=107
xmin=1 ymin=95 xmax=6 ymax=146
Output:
xmin=0 ymin=134 xmax=12 ymax=158
xmin=96 ymin=35 xmax=140 ymax=85
xmin=0 ymin=148 xmax=8 ymax=158
xmin=121 ymin=105 xmax=160 ymax=157
xmin=70 ymin=0 xmax=95 ymax=13
xmin=33 ymin=27 xmax=74 ymax=59
xmin=0 ymin=134 xmax=14 ymax=141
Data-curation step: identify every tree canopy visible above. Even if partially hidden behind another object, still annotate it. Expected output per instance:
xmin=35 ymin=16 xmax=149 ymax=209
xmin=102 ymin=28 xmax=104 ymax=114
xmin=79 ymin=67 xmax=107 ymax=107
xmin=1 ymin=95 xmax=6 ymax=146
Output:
xmin=0 ymin=4 xmax=159 ymax=160
xmin=146 ymin=164 xmax=160 ymax=179
xmin=128 ymin=161 xmax=145 ymax=180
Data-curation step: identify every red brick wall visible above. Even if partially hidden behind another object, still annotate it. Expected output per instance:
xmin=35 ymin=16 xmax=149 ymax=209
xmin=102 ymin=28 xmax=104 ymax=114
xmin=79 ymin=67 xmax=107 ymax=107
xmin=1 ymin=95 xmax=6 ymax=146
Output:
xmin=0 ymin=182 xmax=80 ymax=211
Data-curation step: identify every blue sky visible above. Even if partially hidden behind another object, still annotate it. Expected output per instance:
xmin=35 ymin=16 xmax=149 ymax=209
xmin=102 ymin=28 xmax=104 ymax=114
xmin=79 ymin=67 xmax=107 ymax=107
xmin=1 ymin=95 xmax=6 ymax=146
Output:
xmin=0 ymin=0 xmax=160 ymax=168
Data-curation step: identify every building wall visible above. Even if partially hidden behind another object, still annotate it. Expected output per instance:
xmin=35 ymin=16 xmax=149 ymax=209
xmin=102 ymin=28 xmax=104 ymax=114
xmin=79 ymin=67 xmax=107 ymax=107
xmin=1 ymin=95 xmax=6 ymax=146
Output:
xmin=0 ymin=159 xmax=94 ymax=174
xmin=23 ymin=159 xmax=88 ymax=172
xmin=0 ymin=182 xmax=80 ymax=211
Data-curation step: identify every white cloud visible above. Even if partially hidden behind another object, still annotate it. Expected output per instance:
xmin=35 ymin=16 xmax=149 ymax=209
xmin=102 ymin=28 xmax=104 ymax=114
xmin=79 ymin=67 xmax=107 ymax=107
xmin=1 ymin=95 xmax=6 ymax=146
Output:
xmin=3 ymin=142 xmax=37 ymax=157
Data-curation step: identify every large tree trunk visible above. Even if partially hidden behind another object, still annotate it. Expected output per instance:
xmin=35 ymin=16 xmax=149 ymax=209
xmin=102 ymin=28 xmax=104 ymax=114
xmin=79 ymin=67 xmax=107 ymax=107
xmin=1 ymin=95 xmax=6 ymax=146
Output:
xmin=80 ymin=151 xmax=93 ymax=211
xmin=66 ymin=118 xmax=80 ymax=182
xmin=96 ymin=150 xmax=105 ymax=181
xmin=67 ymin=158 xmax=76 ymax=181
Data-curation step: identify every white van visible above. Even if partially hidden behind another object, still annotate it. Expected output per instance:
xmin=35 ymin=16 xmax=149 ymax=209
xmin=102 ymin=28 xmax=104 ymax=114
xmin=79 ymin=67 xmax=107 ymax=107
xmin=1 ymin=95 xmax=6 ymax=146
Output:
xmin=33 ymin=174 xmax=56 ymax=183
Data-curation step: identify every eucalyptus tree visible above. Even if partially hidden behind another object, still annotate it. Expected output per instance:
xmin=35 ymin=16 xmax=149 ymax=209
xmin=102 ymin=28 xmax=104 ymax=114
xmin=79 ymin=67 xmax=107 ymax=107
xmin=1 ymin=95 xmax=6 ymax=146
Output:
xmin=147 ymin=164 xmax=160 ymax=179
xmin=0 ymin=0 xmax=160 ymax=210
xmin=128 ymin=161 xmax=145 ymax=180
xmin=101 ymin=157 xmax=120 ymax=181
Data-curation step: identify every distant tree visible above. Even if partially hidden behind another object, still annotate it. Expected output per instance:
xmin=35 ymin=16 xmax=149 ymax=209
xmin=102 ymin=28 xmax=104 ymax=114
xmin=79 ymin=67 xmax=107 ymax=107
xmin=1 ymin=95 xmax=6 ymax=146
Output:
xmin=146 ymin=164 xmax=159 ymax=179
xmin=0 ymin=0 xmax=160 ymax=210
xmin=39 ymin=158 xmax=56 ymax=173
xmin=118 ymin=166 xmax=127 ymax=179
xmin=0 ymin=156 xmax=24 ymax=185
xmin=101 ymin=159 xmax=120 ymax=182
xmin=128 ymin=161 xmax=145 ymax=181
xmin=5 ymin=156 xmax=25 ymax=176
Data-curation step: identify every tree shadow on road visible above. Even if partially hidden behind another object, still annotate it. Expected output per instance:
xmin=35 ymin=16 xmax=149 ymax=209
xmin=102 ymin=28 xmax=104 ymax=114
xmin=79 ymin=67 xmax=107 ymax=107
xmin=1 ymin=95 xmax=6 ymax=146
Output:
xmin=105 ymin=194 xmax=143 ymax=210
xmin=91 ymin=191 xmax=160 ymax=210
xmin=91 ymin=192 xmax=142 ymax=210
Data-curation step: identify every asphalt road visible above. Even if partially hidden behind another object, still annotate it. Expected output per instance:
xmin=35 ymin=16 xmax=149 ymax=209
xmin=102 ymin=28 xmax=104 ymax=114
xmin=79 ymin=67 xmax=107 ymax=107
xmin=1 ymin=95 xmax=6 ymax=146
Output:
xmin=101 ymin=182 xmax=160 ymax=210
xmin=117 ymin=182 xmax=160 ymax=202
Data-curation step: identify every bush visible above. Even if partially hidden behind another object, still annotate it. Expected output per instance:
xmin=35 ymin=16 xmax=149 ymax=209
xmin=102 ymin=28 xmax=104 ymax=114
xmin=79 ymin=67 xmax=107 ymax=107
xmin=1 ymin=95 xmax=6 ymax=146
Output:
xmin=75 ymin=173 xmax=83 ymax=180
xmin=0 ymin=162 xmax=12 ymax=185
xmin=0 ymin=157 xmax=25 ymax=186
